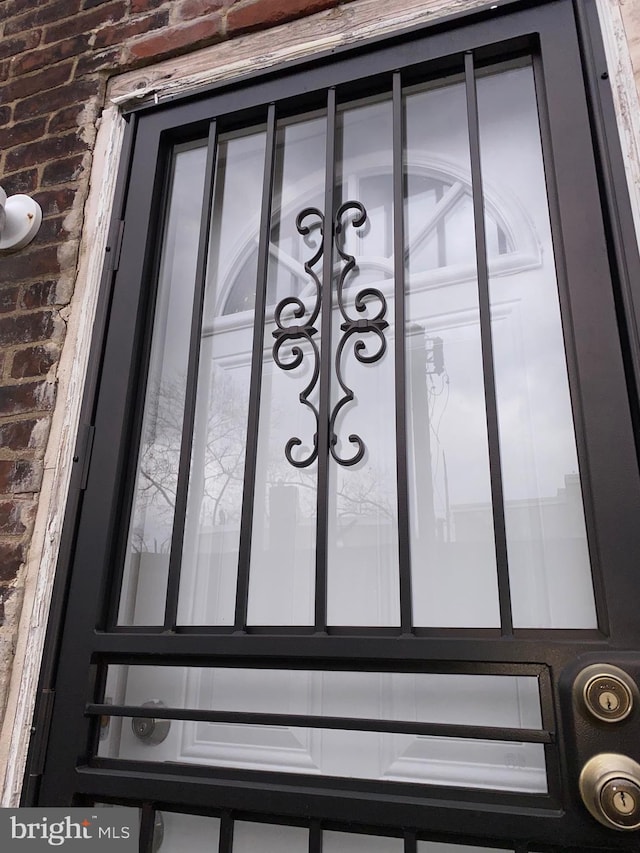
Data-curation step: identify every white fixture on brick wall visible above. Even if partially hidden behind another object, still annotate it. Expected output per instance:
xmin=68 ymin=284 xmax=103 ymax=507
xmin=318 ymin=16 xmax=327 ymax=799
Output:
xmin=0 ymin=186 xmax=42 ymax=253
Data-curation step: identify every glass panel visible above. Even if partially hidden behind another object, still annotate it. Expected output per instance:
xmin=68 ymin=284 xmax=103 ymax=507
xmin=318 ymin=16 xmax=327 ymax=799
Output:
xmin=328 ymin=94 xmax=400 ymax=626
xmin=476 ymin=63 xmax=596 ymax=628
xmin=102 ymin=665 xmax=542 ymax=727
xmin=323 ymin=831 xmax=403 ymax=853
xmin=177 ymin=128 xmax=267 ymax=625
xmin=404 ymin=78 xmax=500 ymax=627
xmin=247 ymin=113 xmax=326 ymax=625
xmin=118 ymin=142 xmax=208 ymax=626
xmin=99 ymin=665 xmax=545 ymax=793
xmin=232 ymin=821 xmax=307 ymax=853
xmin=99 ymin=718 xmax=546 ymax=793
xmin=155 ymin=812 xmax=220 ymax=853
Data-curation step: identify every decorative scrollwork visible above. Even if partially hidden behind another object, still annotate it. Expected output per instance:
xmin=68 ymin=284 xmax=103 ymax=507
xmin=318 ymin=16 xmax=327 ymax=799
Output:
xmin=330 ymin=201 xmax=389 ymax=466
xmin=271 ymin=207 xmax=323 ymax=468
xmin=273 ymin=200 xmax=388 ymax=468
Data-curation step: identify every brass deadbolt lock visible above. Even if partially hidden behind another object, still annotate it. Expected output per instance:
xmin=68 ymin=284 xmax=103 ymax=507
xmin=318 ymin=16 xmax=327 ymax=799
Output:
xmin=579 ymin=754 xmax=640 ymax=831
xmin=131 ymin=701 xmax=171 ymax=745
xmin=573 ymin=664 xmax=638 ymax=723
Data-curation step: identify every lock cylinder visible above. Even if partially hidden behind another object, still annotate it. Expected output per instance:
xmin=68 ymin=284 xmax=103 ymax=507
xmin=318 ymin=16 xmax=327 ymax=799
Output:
xmin=579 ymin=754 xmax=640 ymax=831
xmin=131 ymin=700 xmax=171 ymax=745
xmin=573 ymin=664 xmax=638 ymax=723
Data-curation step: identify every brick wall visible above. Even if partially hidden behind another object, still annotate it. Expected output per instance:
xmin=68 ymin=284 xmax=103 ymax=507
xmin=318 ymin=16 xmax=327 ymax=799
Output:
xmin=0 ymin=0 xmax=355 ymax=727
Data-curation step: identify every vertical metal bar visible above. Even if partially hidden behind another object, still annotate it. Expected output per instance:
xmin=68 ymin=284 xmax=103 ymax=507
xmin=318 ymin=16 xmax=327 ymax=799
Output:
xmin=315 ymin=87 xmax=337 ymax=632
xmin=464 ymin=51 xmax=513 ymax=636
xmin=404 ymin=831 xmax=417 ymax=853
xmin=309 ymin=820 xmax=322 ymax=853
xmin=163 ymin=120 xmax=218 ymax=631
xmin=138 ymin=803 xmax=155 ymax=853
xmin=219 ymin=813 xmax=234 ymax=853
xmin=235 ymin=103 xmax=278 ymax=629
xmin=393 ymin=71 xmax=413 ymax=634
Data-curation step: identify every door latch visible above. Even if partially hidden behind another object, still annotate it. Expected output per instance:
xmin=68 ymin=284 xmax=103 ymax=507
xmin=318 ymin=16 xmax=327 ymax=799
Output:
xmin=131 ymin=701 xmax=171 ymax=745
xmin=579 ymin=753 xmax=640 ymax=831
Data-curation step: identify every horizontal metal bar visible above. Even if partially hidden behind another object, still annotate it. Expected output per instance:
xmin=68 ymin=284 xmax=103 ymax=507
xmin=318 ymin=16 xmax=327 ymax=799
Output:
xmin=91 ymin=631 xmax=608 ymax=665
xmin=86 ymin=704 xmax=552 ymax=743
xmin=72 ymin=764 xmax=571 ymax=846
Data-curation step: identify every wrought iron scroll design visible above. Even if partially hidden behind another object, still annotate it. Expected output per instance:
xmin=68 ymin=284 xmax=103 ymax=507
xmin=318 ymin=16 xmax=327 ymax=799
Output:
xmin=331 ymin=201 xmax=388 ymax=466
xmin=272 ymin=207 xmax=323 ymax=468
xmin=272 ymin=200 xmax=388 ymax=468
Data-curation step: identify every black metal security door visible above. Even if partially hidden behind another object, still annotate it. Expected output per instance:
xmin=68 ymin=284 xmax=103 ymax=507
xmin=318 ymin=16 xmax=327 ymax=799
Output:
xmin=26 ymin=2 xmax=640 ymax=852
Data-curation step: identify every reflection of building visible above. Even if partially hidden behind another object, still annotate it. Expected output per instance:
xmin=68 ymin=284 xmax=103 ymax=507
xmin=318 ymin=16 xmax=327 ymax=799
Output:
xmin=2 ymin=1 xmax=640 ymax=850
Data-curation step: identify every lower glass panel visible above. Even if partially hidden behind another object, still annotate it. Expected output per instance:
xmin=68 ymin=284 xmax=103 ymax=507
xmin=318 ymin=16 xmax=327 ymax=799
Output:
xmin=98 ymin=667 xmax=545 ymax=793
xmin=155 ymin=812 xmax=220 ymax=853
xmin=233 ymin=821 xmax=307 ymax=853
xmin=102 ymin=666 xmax=542 ymax=728
xmin=99 ymin=719 xmax=545 ymax=792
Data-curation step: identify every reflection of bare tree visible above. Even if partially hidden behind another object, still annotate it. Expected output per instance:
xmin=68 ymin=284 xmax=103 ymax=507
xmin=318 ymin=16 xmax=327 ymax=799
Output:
xmin=197 ymin=366 xmax=248 ymax=527
xmin=131 ymin=366 xmax=395 ymax=554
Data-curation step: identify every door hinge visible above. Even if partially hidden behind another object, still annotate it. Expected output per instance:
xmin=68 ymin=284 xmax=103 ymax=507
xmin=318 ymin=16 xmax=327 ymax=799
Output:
xmin=72 ymin=423 xmax=95 ymax=491
xmin=29 ymin=688 xmax=56 ymax=778
xmin=106 ymin=219 xmax=125 ymax=272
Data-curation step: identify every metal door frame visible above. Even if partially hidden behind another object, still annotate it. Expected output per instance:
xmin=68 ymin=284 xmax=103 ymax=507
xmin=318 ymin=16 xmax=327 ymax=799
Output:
xmin=22 ymin=1 xmax=640 ymax=850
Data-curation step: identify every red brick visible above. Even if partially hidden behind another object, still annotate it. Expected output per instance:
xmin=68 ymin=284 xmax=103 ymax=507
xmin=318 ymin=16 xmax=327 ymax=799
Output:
xmin=5 ymin=131 xmax=87 ymax=172
xmin=94 ymin=11 xmax=171 ymax=48
xmin=48 ymin=105 xmax=86 ymax=135
xmin=226 ymin=0 xmax=338 ymax=36
xmin=128 ymin=16 xmax=223 ymax=62
xmin=131 ymin=0 xmax=169 ymax=12
xmin=4 ymin=0 xmax=83 ymax=37
xmin=21 ymin=281 xmax=63 ymax=310
xmin=3 ymin=0 xmax=40 ymax=17
xmin=0 ymin=287 xmax=20 ymax=315
xmin=0 ymin=502 xmax=26 ymax=536
xmin=0 ymin=543 xmax=24 ymax=583
xmin=37 ymin=216 xmax=69 ymax=245
xmin=11 ymin=345 xmax=59 ymax=379
xmin=0 ymin=459 xmax=42 ymax=494
xmin=0 ymin=106 xmax=12 ymax=127
xmin=0 ymin=380 xmax=56 ymax=416
xmin=0 ymin=312 xmax=56 ymax=347
xmin=0 ymin=117 xmax=48 ymax=150
xmin=0 ymin=247 xmax=59 ymax=284
xmin=34 ymin=189 xmax=76 ymax=219
xmin=1 ymin=169 xmax=38 ymax=195
xmin=10 ymin=34 xmax=90 ymax=77
xmin=177 ymin=0 xmax=225 ymax=21
xmin=0 ymin=30 xmax=41 ymax=62
xmin=44 ymin=2 xmax=127 ymax=44
xmin=75 ymin=46 xmax=122 ymax=76
xmin=42 ymin=155 xmax=86 ymax=187
xmin=0 ymin=419 xmax=45 ymax=452
xmin=14 ymin=79 xmax=101 ymax=121
xmin=0 ymin=61 xmax=73 ymax=104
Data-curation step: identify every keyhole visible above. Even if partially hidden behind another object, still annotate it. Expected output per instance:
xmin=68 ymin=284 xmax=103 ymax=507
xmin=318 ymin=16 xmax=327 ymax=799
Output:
xmin=620 ymin=792 xmax=627 ymax=808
